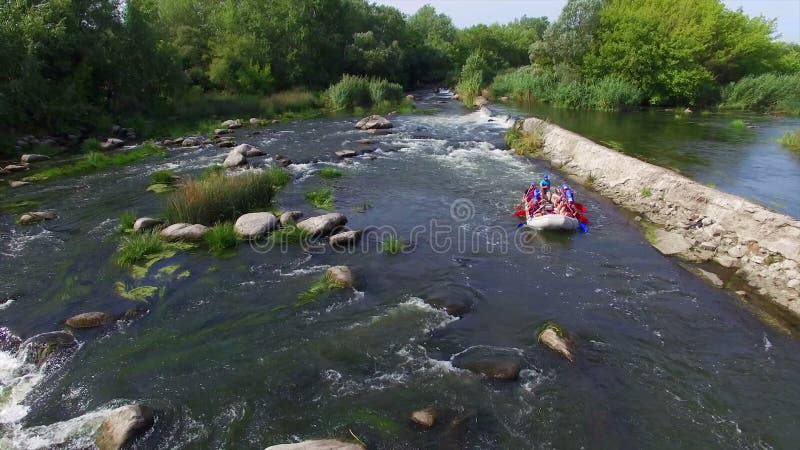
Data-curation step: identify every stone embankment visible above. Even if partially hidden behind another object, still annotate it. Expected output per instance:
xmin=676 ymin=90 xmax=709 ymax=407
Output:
xmin=518 ymin=117 xmax=800 ymax=318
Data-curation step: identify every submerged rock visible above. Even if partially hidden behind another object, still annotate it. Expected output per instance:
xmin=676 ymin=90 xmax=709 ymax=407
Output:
xmin=266 ymin=440 xmax=364 ymax=450
xmin=279 ymin=210 xmax=303 ymax=226
xmin=4 ymin=164 xmax=29 ymax=172
xmin=335 ymin=149 xmax=358 ymax=158
xmin=329 ymin=230 xmax=362 ymax=248
xmin=355 ymin=114 xmax=393 ymax=130
xmin=325 ymin=265 xmax=355 ymax=288
xmin=234 ymin=212 xmax=279 ymax=238
xmin=20 ymin=154 xmax=50 ymax=163
xmin=539 ymin=327 xmax=573 ymax=362
xmin=65 ymin=312 xmax=114 ymax=329
xmin=411 ymin=407 xmax=436 ymax=427
xmin=94 ymin=404 xmax=154 ymax=450
xmin=20 ymin=331 xmax=78 ymax=367
xmin=297 ymin=213 xmax=347 ymax=236
xmin=452 ymin=347 xmax=522 ymax=380
xmin=421 ymin=284 xmax=479 ymax=317
xmin=133 ymin=217 xmax=163 ymax=233
xmin=160 ymin=223 xmax=209 ymax=241
xmin=18 ymin=211 xmax=57 ymax=225
xmin=223 ymin=150 xmax=247 ymax=168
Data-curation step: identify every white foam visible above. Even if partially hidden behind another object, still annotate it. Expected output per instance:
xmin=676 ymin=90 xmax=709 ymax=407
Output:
xmin=763 ymin=333 xmax=773 ymax=352
xmin=0 ymin=349 xmax=42 ymax=425
xmin=0 ymin=298 xmax=13 ymax=311
xmin=1 ymin=228 xmax=59 ymax=258
xmin=274 ymin=265 xmax=331 ymax=277
xmin=1 ymin=407 xmax=115 ymax=450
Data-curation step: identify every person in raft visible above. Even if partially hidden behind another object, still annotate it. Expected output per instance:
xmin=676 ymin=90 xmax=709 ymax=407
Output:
xmin=539 ymin=174 xmax=552 ymax=201
xmin=555 ymin=183 xmax=577 ymax=217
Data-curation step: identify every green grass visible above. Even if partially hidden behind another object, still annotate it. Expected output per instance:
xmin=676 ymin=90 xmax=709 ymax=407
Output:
xmin=201 ymin=164 xmax=224 ymax=180
xmin=23 ymin=143 xmax=167 ymax=182
xmin=319 ymin=167 xmax=343 ymax=179
xmin=295 ymin=273 xmax=340 ymax=306
xmin=505 ymin=126 xmax=544 ymax=156
xmin=0 ymin=199 xmax=41 ymax=213
xmin=778 ymin=130 xmax=800 ymax=152
xmin=730 ymin=119 xmax=746 ymax=129
xmin=720 ymin=72 xmax=800 ymax=114
xmin=269 ymin=224 xmax=311 ymax=245
xmin=204 ymin=223 xmax=239 ymax=253
xmin=381 ymin=237 xmax=403 ymax=255
xmin=119 ymin=210 xmax=137 ymax=232
xmin=325 ymin=75 xmax=404 ymax=111
xmin=81 ymin=138 xmax=102 ymax=153
xmin=641 ymin=188 xmax=652 ymax=197
xmin=304 ymin=187 xmax=334 ymax=209
xmin=151 ymin=169 xmax=176 ymax=185
xmin=114 ymin=231 xmax=165 ymax=268
xmin=165 ymin=168 xmax=290 ymax=225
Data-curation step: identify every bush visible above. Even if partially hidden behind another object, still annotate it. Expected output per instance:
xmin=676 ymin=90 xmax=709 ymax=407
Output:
xmin=24 ymin=143 xmax=167 ymax=182
xmin=491 ymin=66 xmax=558 ymax=103
xmin=115 ymin=231 xmax=165 ymax=268
xmin=778 ymin=130 xmax=800 ymax=152
xmin=505 ymin=126 xmax=545 ymax=156
xmin=325 ymin=75 xmax=404 ymax=111
xmin=165 ymin=168 xmax=290 ymax=225
xmin=589 ymin=76 xmax=643 ymax=111
xmin=304 ymin=188 xmax=334 ymax=210
xmin=205 ymin=223 xmax=239 ymax=253
xmin=319 ymin=167 xmax=343 ymax=179
xmin=721 ymin=73 xmax=800 ymax=114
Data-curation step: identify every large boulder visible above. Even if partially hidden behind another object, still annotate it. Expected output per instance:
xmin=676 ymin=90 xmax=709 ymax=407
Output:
xmin=20 ymin=331 xmax=78 ymax=367
xmin=20 ymin=154 xmax=50 ymax=164
xmin=223 ymin=150 xmax=247 ymax=168
xmin=452 ymin=347 xmax=522 ymax=381
xmin=329 ymin=230 xmax=362 ymax=248
xmin=279 ymin=210 xmax=304 ymax=226
xmin=65 ymin=312 xmax=114 ymax=329
xmin=4 ymin=164 xmax=28 ymax=172
xmin=266 ymin=440 xmax=364 ymax=450
xmin=232 ymin=143 xmax=257 ymax=156
xmin=133 ymin=217 xmax=163 ymax=233
xmin=160 ymin=223 xmax=209 ymax=241
xmin=538 ymin=327 xmax=573 ymax=362
xmin=18 ymin=211 xmax=57 ymax=225
xmin=101 ymin=138 xmax=125 ymax=151
xmin=94 ymin=405 xmax=155 ymax=450
xmin=181 ymin=137 xmax=201 ymax=147
xmin=325 ymin=266 xmax=355 ymax=288
xmin=355 ymin=115 xmax=393 ymax=130
xmin=297 ymin=213 xmax=347 ymax=236
xmin=234 ymin=212 xmax=279 ymax=238
xmin=222 ymin=119 xmax=242 ymax=129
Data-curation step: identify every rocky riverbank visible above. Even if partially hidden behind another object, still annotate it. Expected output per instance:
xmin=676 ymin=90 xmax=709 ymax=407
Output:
xmin=517 ymin=117 xmax=800 ymax=320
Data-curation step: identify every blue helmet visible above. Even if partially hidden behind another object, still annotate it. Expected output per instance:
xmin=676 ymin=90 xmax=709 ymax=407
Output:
xmin=562 ymin=183 xmax=569 ymax=189
xmin=543 ymin=174 xmax=549 ymax=180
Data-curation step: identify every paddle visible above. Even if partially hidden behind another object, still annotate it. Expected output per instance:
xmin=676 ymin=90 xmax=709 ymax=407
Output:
xmin=573 ymin=202 xmax=587 ymax=213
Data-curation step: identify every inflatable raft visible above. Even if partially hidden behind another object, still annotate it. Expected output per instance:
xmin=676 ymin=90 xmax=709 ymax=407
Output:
xmin=525 ymin=213 xmax=581 ymax=231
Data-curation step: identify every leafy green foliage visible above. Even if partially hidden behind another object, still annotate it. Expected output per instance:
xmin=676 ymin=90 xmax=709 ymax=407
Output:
xmin=720 ymin=73 xmax=800 ymax=114
xmin=165 ymin=168 xmax=290 ymax=225
xmin=304 ymin=188 xmax=334 ymax=210
xmin=23 ymin=144 xmax=167 ymax=182
xmin=205 ymin=223 xmax=239 ymax=253
xmin=325 ymin=75 xmax=403 ymax=111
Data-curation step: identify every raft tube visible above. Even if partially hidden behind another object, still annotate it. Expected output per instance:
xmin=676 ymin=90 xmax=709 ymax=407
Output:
xmin=525 ymin=214 xmax=580 ymax=231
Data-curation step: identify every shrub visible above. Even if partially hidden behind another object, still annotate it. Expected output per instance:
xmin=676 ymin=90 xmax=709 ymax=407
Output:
xmin=505 ymin=126 xmax=544 ymax=156
xmin=325 ymin=75 xmax=371 ymax=110
xmin=24 ymin=143 xmax=167 ymax=182
xmin=492 ymin=66 xmax=558 ymax=103
xmin=205 ymin=223 xmax=239 ymax=253
xmin=589 ymin=76 xmax=643 ymax=111
xmin=368 ymin=78 xmax=403 ymax=104
xmin=778 ymin=130 xmax=800 ymax=152
xmin=165 ymin=168 xmax=290 ymax=225
xmin=119 ymin=210 xmax=137 ymax=232
xmin=319 ymin=167 xmax=343 ymax=179
xmin=304 ymin=188 xmax=334 ymax=209
xmin=115 ymin=231 xmax=165 ymax=268
xmin=721 ymin=73 xmax=800 ymax=114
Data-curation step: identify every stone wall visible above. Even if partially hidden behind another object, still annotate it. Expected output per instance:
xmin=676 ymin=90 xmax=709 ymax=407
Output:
xmin=520 ymin=117 xmax=800 ymax=318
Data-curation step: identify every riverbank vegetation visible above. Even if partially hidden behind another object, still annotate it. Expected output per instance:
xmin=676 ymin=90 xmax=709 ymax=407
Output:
xmin=165 ymin=169 xmax=290 ymax=225
xmin=23 ymin=144 xmax=167 ymax=182
xmin=778 ymin=131 xmax=800 ymax=152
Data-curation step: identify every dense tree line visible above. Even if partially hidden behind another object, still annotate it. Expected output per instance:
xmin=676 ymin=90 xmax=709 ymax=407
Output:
xmin=0 ymin=0 xmax=546 ymax=136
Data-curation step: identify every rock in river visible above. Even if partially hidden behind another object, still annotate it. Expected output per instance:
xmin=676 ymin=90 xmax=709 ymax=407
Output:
xmin=354 ymin=114 xmax=393 ymax=130
xmin=452 ymin=347 xmax=523 ymax=381
xmin=10 ymin=181 xmax=31 ymax=188
xmin=279 ymin=210 xmax=304 ymax=226
xmin=65 ymin=312 xmax=114 ymax=329
xmin=234 ymin=212 xmax=279 ymax=238
xmin=539 ymin=327 xmax=573 ymax=362
xmin=411 ymin=407 xmax=437 ymax=427
xmin=160 ymin=223 xmax=209 ymax=241
xmin=325 ymin=265 xmax=355 ymax=288
xmin=20 ymin=331 xmax=78 ymax=367
xmin=133 ymin=217 xmax=163 ymax=233
xmin=329 ymin=230 xmax=362 ymax=248
xmin=20 ymin=153 xmax=50 ymax=163
xmin=232 ymin=143 xmax=257 ymax=156
xmin=335 ymin=149 xmax=358 ymax=158
xmin=18 ymin=211 xmax=57 ymax=225
xmin=266 ymin=440 xmax=364 ymax=450
xmin=222 ymin=119 xmax=242 ymax=129
xmin=101 ymin=138 xmax=124 ymax=151
xmin=297 ymin=213 xmax=347 ymax=236
xmin=223 ymin=150 xmax=247 ymax=168
xmin=94 ymin=404 xmax=155 ymax=450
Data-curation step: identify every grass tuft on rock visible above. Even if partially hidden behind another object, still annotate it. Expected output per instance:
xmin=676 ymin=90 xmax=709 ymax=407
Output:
xmin=165 ymin=168 xmax=290 ymax=225
xmin=204 ymin=223 xmax=239 ymax=253
xmin=24 ymin=143 xmax=167 ymax=182
xmin=381 ymin=237 xmax=403 ymax=255
xmin=778 ymin=130 xmax=800 ymax=152
xmin=270 ymin=224 xmax=311 ymax=246
xmin=151 ymin=169 xmax=176 ymax=185
xmin=295 ymin=273 xmax=340 ymax=306
xmin=505 ymin=126 xmax=544 ymax=156
xmin=304 ymin=187 xmax=334 ymax=209
xmin=115 ymin=231 xmax=165 ymax=268
xmin=319 ymin=167 xmax=343 ymax=179
xmin=119 ymin=210 xmax=137 ymax=232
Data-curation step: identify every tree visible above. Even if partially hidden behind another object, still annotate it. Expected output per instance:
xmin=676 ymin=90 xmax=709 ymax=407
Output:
xmin=530 ymin=0 xmax=604 ymax=68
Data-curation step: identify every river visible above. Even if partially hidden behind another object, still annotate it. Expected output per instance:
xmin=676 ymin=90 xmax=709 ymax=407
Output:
xmin=502 ymin=102 xmax=800 ymax=219
xmin=1 ymin=91 xmax=799 ymax=448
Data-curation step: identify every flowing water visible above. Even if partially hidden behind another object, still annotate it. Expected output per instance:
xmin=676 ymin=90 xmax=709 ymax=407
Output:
xmin=503 ymin=102 xmax=800 ymax=218
xmin=1 ymin=91 xmax=800 ymax=449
